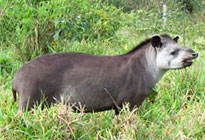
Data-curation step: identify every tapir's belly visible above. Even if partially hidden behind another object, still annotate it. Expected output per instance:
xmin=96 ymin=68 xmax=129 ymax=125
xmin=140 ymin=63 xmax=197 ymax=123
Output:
xmin=59 ymin=85 xmax=115 ymax=112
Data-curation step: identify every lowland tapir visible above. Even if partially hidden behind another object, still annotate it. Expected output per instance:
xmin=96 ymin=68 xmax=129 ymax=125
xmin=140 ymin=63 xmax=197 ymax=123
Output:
xmin=12 ymin=34 xmax=198 ymax=114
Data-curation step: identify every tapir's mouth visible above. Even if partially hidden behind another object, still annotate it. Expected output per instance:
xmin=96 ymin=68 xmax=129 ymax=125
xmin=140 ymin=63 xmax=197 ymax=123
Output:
xmin=183 ymin=57 xmax=197 ymax=67
xmin=183 ymin=58 xmax=193 ymax=67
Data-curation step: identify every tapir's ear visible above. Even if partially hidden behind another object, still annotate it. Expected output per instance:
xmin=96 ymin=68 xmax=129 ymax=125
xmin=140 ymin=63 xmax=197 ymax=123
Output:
xmin=173 ymin=35 xmax=180 ymax=42
xmin=151 ymin=35 xmax=162 ymax=48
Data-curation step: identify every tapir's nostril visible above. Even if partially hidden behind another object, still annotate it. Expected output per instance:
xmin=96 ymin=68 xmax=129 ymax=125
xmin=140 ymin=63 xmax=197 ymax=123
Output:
xmin=192 ymin=52 xmax=198 ymax=58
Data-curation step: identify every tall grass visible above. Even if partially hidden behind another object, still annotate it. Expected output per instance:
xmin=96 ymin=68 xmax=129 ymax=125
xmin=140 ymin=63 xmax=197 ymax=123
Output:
xmin=0 ymin=0 xmax=204 ymax=139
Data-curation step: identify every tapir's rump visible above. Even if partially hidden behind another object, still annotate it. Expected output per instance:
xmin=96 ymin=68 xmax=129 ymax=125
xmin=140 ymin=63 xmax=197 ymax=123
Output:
xmin=12 ymin=34 xmax=198 ymax=114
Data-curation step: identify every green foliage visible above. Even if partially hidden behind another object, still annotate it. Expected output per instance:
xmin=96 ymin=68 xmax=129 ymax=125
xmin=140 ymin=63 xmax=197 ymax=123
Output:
xmin=0 ymin=51 xmax=13 ymax=74
xmin=179 ymin=0 xmax=204 ymax=13
xmin=0 ymin=0 xmax=123 ymax=61
xmin=103 ymin=0 xmax=204 ymax=13
xmin=0 ymin=0 xmax=205 ymax=139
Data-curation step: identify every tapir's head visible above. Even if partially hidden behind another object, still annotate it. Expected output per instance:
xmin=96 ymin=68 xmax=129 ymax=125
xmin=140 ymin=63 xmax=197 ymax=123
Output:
xmin=151 ymin=34 xmax=198 ymax=70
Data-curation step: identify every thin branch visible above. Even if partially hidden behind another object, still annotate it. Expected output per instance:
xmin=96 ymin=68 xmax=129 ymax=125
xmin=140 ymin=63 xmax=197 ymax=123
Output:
xmin=104 ymin=88 xmax=120 ymax=110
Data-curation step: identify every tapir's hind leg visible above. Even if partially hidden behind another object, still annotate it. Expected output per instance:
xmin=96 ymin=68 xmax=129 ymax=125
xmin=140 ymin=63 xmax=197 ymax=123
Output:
xmin=19 ymin=88 xmax=42 ymax=111
xmin=19 ymin=94 xmax=35 ymax=111
xmin=19 ymin=90 xmax=56 ymax=111
xmin=11 ymin=86 xmax=34 ymax=110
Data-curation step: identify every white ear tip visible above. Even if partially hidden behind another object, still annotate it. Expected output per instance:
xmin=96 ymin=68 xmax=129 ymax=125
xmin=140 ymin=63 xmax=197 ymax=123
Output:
xmin=152 ymin=34 xmax=160 ymax=38
xmin=175 ymin=35 xmax=180 ymax=39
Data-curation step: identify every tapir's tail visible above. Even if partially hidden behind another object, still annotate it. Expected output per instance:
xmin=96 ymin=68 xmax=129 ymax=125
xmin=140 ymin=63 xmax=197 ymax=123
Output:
xmin=12 ymin=88 xmax=17 ymax=102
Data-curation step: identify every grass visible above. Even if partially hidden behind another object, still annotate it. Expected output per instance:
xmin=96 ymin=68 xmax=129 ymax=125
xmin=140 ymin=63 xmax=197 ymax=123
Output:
xmin=0 ymin=39 xmax=204 ymax=139
xmin=0 ymin=0 xmax=205 ymax=139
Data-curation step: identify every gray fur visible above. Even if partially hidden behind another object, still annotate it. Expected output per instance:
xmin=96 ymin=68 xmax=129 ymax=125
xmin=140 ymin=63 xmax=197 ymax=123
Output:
xmin=12 ymin=34 xmax=198 ymax=114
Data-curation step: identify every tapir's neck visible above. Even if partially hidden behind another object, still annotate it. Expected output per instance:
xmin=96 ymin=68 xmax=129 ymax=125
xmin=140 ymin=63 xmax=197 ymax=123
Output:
xmin=127 ymin=44 xmax=167 ymax=87
xmin=145 ymin=46 xmax=167 ymax=84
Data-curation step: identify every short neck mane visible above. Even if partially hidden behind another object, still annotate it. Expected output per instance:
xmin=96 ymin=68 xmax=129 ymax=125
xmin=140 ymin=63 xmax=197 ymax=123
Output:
xmin=125 ymin=38 xmax=151 ymax=55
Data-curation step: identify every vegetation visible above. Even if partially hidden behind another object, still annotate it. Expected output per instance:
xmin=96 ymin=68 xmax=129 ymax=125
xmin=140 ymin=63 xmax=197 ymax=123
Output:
xmin=0 ymin=0 xmax=204 ymax=139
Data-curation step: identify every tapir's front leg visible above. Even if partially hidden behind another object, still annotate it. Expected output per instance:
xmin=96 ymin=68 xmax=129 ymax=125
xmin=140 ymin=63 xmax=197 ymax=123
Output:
xmin=115 ymin=92 xmax=148 ymax=115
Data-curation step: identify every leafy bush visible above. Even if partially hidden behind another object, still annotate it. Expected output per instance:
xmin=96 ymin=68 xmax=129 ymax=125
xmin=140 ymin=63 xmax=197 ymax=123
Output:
xmin=0 ymin=52 xmax=12 ymax=74
xmin=103 ymin=0 xmax=204 ymax=13
xmin=179 ymin=0 xmax=204 ymax=13
xmin=103 ymin=0 xmax=152 ymax=12
xmin=0 ymin=0 xmax=123 ymax=61
xmin=0 ymin=0 xmax=204 ymax=139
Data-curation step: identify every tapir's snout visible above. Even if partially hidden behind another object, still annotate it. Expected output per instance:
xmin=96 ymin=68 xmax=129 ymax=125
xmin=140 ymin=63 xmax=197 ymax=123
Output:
xmin=192 ymin=52 xmax=198 ymax=59
xmin=188 ymin=49 xmax=199 ymax=59
xmin=183 ymin=50 xmax=198 ymax=67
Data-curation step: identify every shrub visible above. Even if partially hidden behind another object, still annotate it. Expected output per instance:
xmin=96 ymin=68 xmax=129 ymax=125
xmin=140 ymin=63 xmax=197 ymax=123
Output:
xmin=179 ymin=0 xmax=204 ymax=13
xmin=103 ymin=0 xmax=204 ymax=13
xmin=0 ymin=0 xmax=123 ymax=61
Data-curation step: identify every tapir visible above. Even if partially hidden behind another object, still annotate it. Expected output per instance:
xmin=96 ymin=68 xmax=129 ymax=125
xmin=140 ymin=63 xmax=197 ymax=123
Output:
xmin=12 ymin=34 xmax=198 ymax=114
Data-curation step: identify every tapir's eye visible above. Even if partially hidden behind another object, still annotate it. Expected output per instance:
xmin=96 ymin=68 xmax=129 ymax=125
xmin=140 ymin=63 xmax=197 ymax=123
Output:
xmin=170 ymin=51 xmax=176 ymax=55
xmin=170 ymin=49 xmax=179 ymax=55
